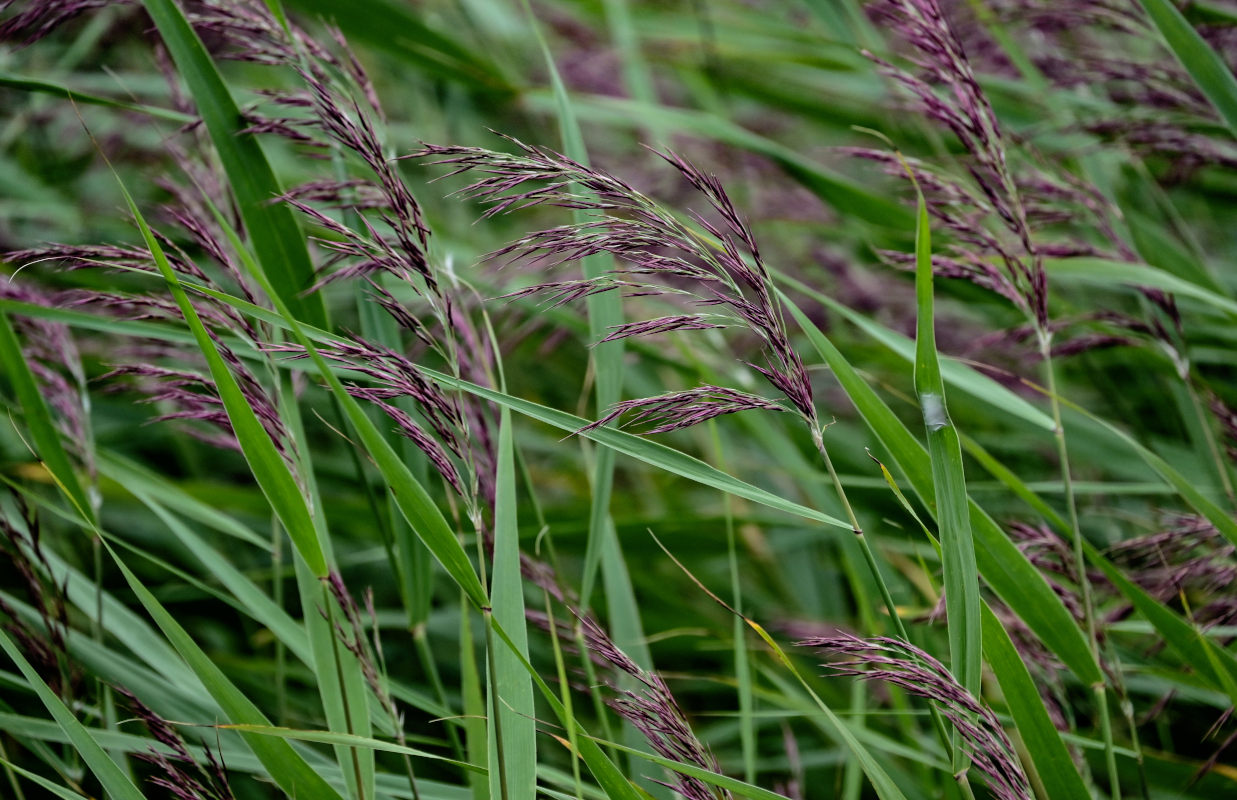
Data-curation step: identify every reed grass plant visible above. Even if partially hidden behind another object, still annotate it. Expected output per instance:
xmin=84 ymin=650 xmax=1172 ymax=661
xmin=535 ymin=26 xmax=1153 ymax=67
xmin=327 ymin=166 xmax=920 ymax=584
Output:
xmin=1 ymin=1 xmax=1236 ymax=798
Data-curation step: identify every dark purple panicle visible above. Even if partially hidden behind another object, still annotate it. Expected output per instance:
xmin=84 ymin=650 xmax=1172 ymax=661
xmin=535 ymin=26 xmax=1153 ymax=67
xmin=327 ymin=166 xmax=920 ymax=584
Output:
xmin=0 ymin=0 xmax=118 ymax=45
xmin=119 ymin=688 xmax=236 ymax=800
xmin=576 ymin=615 xmax=732 ymax=800
xmin=579 ymin=386 xmax=787 ymax=435
xmin=799 ymin=634 xmax=1033 ymax=800
xmin=412 ymin=136 xmax=818 ymax=427
xmin=861 ymin=0 xmax=1048 ymax=325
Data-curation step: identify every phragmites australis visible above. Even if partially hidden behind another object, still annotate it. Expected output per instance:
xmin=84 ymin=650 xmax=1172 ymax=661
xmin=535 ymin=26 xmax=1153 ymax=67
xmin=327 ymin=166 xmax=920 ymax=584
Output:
xmin=964 ymin=0 xmax=1237 ymax=176
xmin=0 ymin=493 xmax=78 ymax=699
xmin=0 ymin=0 xmax=118 ymax=45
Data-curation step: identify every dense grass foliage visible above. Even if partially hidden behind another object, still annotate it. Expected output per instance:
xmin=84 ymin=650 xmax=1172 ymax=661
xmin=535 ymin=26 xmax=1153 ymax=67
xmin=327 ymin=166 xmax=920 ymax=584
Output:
xmin=2 ymin=1 xmax=1237 ymax=798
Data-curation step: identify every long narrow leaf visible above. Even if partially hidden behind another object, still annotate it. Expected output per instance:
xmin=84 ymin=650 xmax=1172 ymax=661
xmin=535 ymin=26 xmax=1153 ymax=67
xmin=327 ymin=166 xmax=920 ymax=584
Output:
xmin=208 ymin=201 xmax=487 ymax=606
xmin=910 ymin=188 xmax=981 ymax=697
xmin=488 ymin=408 xmax=537 ymax=800
xmin=115 ymin=174 xmax=329 ymax=577
xmin=0 ymin=310 xmax=94 ymax=523
xmin=104 ymin=543 xmax=347 ymax=800
xmin=1137 ymin=0 xmax=1237 ymax=134
xmin=979 ymin=607 xmax=1092 ymax=800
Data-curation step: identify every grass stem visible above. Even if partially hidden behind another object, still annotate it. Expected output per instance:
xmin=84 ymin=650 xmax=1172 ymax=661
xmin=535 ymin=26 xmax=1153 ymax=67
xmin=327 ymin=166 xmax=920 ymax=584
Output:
xmin=1039 ymin=333 xmax=1120 ymax=800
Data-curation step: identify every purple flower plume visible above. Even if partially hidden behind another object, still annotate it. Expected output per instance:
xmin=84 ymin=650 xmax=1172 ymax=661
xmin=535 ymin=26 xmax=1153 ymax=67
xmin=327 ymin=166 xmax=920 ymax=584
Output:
xmin=598 ymin=314 xmax=727 ymax=343
xmin=118 ymin=688 xmax=236 ymax=800
xmin=0 ymin=0 xmax=118 ymax=45
xmin=577 ymin=615 xmax=732 ymax=800
xmin=321 ymin=570 xmax=411 ymax=741
xmin=579 ymin=386 xmax=786 ymax=435
xmin=0 ymin=281 xmax=90 ymax=463
xmin=0 ymin=495 xmax=78 ymax=698
xmin=266 ymin=337 xmax=470 ymax=499
xmin=100 ymin=342 xmax=292 ymax=460
xmin=863 ymin=0 xmax=1046 ymax=325
xmin=413 ymin=135 xmax=817 ymax=427
xmin=1106 ymin=515 xmax=1237 ymax=631
xmin=799 ymin=634 xmax=1033 ymax=800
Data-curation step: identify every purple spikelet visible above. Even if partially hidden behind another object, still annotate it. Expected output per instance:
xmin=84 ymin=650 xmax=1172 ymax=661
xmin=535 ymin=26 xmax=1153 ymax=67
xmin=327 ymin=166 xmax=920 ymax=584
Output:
xmin=0 ymin=494 xmax=78 ymax=698
xmin=0 ymin=0 xmax=118 ymax=45
xmin=265 ymin=337 xmax=470 ymax=498
xmin=862 ymin=0 xmax=1047 ymax=326
xmin=321 ymin=571 xmax=403 ymax=722
xmin=1107 ymin=515 xmax=1237 ymax=631
xmin=799 ymin=634 xmax=1033 ymax=800
xmin=100 ymin=338 xmax=292 ymax=460
xmin=576 ymin=615 xmax=733 ymax=800
xmin=0 ymin=281 xmax=90 ymax=464
xmin=118 ymin=688 xmax=236 ymax=800
xmin=413 ymin=136 xmax=818 ymax=428
xmin=579 ymin=386 xmax=786 ymax=435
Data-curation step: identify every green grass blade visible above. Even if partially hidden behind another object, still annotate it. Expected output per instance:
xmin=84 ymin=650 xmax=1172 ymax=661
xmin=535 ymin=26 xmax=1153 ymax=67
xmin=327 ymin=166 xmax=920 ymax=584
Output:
xmin=433 ymin=375 xmax=850 ymax=530
xmin=1087 ymin=550 xmax=1237 ymax=706
xmin=284 ymin=0 xmax=512 ymax=92
xmin=292 ymin=558 xmax=374 ymax=800
xmin=484 ymin=620 xmax=649 ymax=800
xmin=960 ymin=435 xmax=1068 ymax=531
xmin=109 ymin=183 xmax=377 ymax=797
xmin=0 ymin=299 xmax=195 ymax=347
xmin=272 ymin=356 xmax=375 ymax=800
xmin=318 ymin=388 xmax=487 ymax=595
xmin=910 ymin=189 xmax=980 ymax=698
xmin=215 ymin=724 xmax=482 ymax=771
xmin=965 ymin=430 xmax=1237 ymax=707
xmin=35 ymin=545 xmax=203 ymax=694
xmin=98 ymin=452 xmax=269 ymax=549
xmin=522 ymin=9 xmax=662 ymax=792
xmin=790 ymin=265 xmax=1237 ymax=547
xmin=743 ymin=621 xmax=910 ymax=800
xmin=0 ymin=71 xmax=194 ymax=122
xmin=520 ymin=0 xmax=628 ymax=623
xmin=139 ymin=0 xmax=327 ymax=328
xmin=523 ymin=92 xmax=913 ymax=228
xmin=173 ymin=274 xmax=854 ymax=531
xmin=0 ymin=757 xmax=88 ymax=800
xmin=777 ymin=271 xmax=1053 ymax=431
xmin=459 ymin=606 xmax=488 ymax=800
xmin=488 ymin=408 xmax=537 ymax=800
xmin=1137 ymin=0 xmax=1237 ymax=134
xmin=1045 ymin=257 xmax=1237 ymax=317
xmin=0 ymin=630 xmax=145 ymax=800
xmin=136 ymin=494 xmax=311 ymax=665
xmin=980 ymin=607 xmax=1092 ymax=800
xmin=601 ymin=0 xmax=662 ymax=142
xmin=79 ymin=276 xmax=847 ymax=531
xmin=1123 ymin=207 xmax=1226 ymax=294
xmin=599 ymin=739 xmax=798 ymax=800
xmin=0 ymin=309 xmax=94 ymax=523
xmin=1063 ymin=400 xmax=1237 ymax=549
